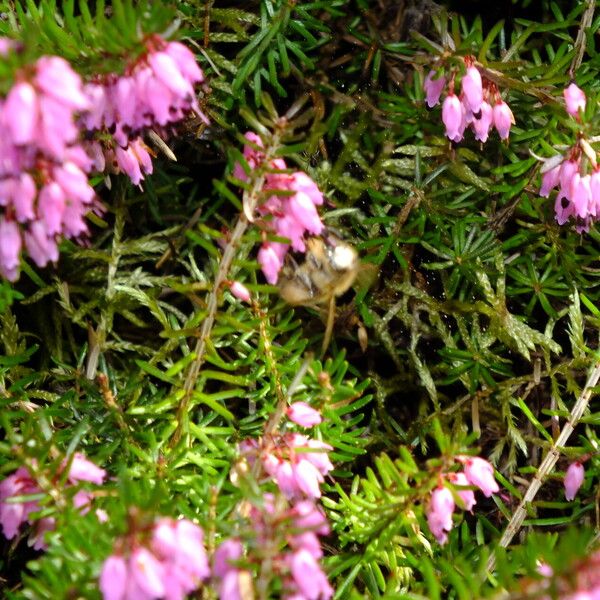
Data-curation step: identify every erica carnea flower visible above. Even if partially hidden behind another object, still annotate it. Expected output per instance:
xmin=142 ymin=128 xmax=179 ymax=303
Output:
xmin=234 ymin=132 xmax=326 ymax=285
xmin=460 ymin=456 xmax=499 ymax=497
xmin=564 ymin=462 xmax=585 ymax=501
xmin=426 ymin=455 xmax=500 ymax=544
xmin=213 ymin=497 xmax=332 ymax=600
xmin=287 ymin=402 xmax=323 ymax=427
xmin=564 ymin=82 xmax=586 ymax=117
xmin=423 ymin=70 xmax=446 ymax=108
xmin=0 ymin=48 xmax=95 ymax=280
xmin=100 ymin=517 xmax=210 ymax=600
xmin=423 ymin=56 xmax=515 ymax=144
xmin=229 ymin=281 xmax=251 ymax=303
xmin=426 ymin=486 xmax=455 ymax=544
xmin=0 ymin=454 xmax=106 ymax=550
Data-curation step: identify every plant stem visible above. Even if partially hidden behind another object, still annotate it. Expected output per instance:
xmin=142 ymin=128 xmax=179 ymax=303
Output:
xmin=171 ymin=133 xmax=281 ymax=447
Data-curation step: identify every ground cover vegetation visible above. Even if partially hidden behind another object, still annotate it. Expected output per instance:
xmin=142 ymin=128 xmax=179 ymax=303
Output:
xmin=0 ymin=0 xmax=599 ymax=598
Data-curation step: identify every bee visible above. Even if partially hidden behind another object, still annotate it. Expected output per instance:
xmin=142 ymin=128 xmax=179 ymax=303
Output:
xmin=278 ymin=234 xmax=361 ymax=353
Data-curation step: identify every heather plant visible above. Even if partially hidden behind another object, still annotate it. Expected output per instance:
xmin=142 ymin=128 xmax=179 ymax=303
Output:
xmin=0 ymin=1 xmax=599 ymax=599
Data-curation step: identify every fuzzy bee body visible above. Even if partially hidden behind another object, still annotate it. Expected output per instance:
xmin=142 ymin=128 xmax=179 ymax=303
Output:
xmin=278 ymin=236 xmax=359 ymax=307
xmin=278 ymin=235 xmax=360 ymax=352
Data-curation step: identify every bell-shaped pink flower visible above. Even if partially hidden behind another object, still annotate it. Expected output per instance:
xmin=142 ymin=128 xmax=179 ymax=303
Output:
xmin=424 ymin=70 xmax=446 ymax=108
xmin=258 ymin=243 xmax=285 ymax=284
xmin=287 ymin=402 xmax=323 ymax=427
xmin=293 ymin=459 xmax=324 ymax=498
xmin=442 ymin=94 xmax=463 ymax=141
xmin=34 ymin=56 xmax=90 ymax=111
xmin=570 ymin=173 xmax=592 ymax=218
xmin=554 ymin=190 xmax=574 ymax=225
xmin=0 ymin=219 xmax=22 ymax=281
xmin=564 ymin=83 xmax=586 ymax=117
xmin=229 ymin=281 xmax=251 ymax=303
xmin=149 ymin=51 xmax=194 ymax=98
xmin=130 ymin=547 xmax=166 ymax=597
xmin=540 ymin=164 xmax=562 ymax=198
xmin=304 ymin=440 xmax=334 ymax=475
xmin=38 ymin=183 xmax=66 ymax=235
xmin=493 ymin=100 xmax=514 ymax=140
xmin=462 ymin=457 xmax=499 ymax=497
xmin=165 ymin=42 xmax=205 ymax=85
xmin=290 ymin=548 xmax=333 ymax=600
xmin=99 ymin=555 xmax=128 ymax=600
xmin=427 ymin=486 xmax=455 ymax=544
xmin=67 ymin=453 xmax=106 ymax=485
xmin=448 ymin=472 xmax=476 ymax=511
xmin=559 ymin=159 xmax=579 ymax=193
xmin=564 ymin=462 xmax=584 ymax=501
xmin=472 ymin=101 xmax=493 ymax=143
xmin=461 ymin=66 xmax=483 ymax=113
xmin=214 ymin=539 xmax=244 ymax=578
xmin=589 ymin=169 xmax=600 ymax=217
xmin=4 ymin=82 xmax=39 ymax=145
xmin=24 ymin=221 xmax=59 ymax=267
xmin=287 ymin=192 xmax=324 ymax=236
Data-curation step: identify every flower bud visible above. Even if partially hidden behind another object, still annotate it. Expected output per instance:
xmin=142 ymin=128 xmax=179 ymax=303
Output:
xmin=564 ymin=462 xmax=584 ymax=501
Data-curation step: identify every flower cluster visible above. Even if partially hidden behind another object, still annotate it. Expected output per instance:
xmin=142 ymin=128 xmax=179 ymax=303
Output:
xmin=100 ymin=517 xmax=210 ymax=600
xmin=0 ymin=453 xmax=106 ymax=550
xmin=564 ymin=461 xmax=585 ymax=501
xmin=0 ymin=47 xmax=96 ymax=280
xmin=0 ymin=35 xmax=205 ymax=281
xmin=234 ymin=132 xmax=325 ymax=284
xmin=82 ymin=36 xmax=206 ymax=186
xmin=241 ymin=430 xmax=333 ymax=500
xmin=426 ymin=456 xmax=499 ymax=544
xmin=219 ymin=403 xmax=333 ymax=599
xmin=538 ymin=84 xmax=600 ymax=232
xmin=213 ymin=496 xmax=333 ymax=600
xmin=424 ymin=56 xmax=515 ymax=143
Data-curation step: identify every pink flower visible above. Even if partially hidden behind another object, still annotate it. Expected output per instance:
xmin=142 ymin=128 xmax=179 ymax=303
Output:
xmin=164 ymin=42 xmax=205 ymax=85
xmin=218 ymin=570 xmax=244 ymax=600
xmin=34 ymin=56 xmax=90 ymax=111
xmin=589 ymin=170 xmax=600 ymax=217
xmin=287 ymin=402 xmax=323 ymax=427
xmin=442 ymin=94 xmax=464 ymax=141
xmin=570 ymin=173 xmax=592 ymax=218
xmin=130 ymin=547 xmax=166 ymax=597
xmin=564 ymin=462 xmax=584 ymax=501
xmin=214 ymin=539 xmax=243 ymax=577
xmin=3 ymin=82 xmax=39 ymax=145
xmin=99 ymin=555 xmax=128 ymax=600
xmin=493 ymin=100 xmax=514 ymax=139
xmin=564 ymin=83 xmax=586 ymax=117
xmin=0 ymin=219 xmax=22 ymax=281
xmin=0 ymin=467 xmax=39 ymax=539
xmin=559 ymin=159 xmax=579 ymax=193
xmin=24 ymin=221 xmax=59 ymax=267
xmin=258 ymin=243 xmax=284 ymax=284
xmin=229 ymin=281 xmax=251 ymax=303
xmin=472 ymin=101 xmax=493 ymax=143
xmin=447 ymin=472 xmax=476 ymax=511
xmin=67 ymin=453 xmax=106 ymax=485
xmin=427 ymin=486 xmax=455 ymax=544
xmin=293 ymin=460 xmax=324 ymax=499
xmin=540 ymin=164 xmax=562 ymax=198
xmin=555 ymin=190 xmax=575 ymax=225
xmin=423 ymin=70 xmax=446 ymax=108
xmin=461 ymin=66 xmax=483 ymax=113
xmin=462 ymin=457 xmax=499 ymax=497
xmin=290 ymin=549 xmax=333 ymax=600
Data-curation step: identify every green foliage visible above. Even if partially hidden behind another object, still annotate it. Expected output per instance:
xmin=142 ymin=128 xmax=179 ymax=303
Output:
xmin=0 ymin=0 xmax=600 ymax=599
